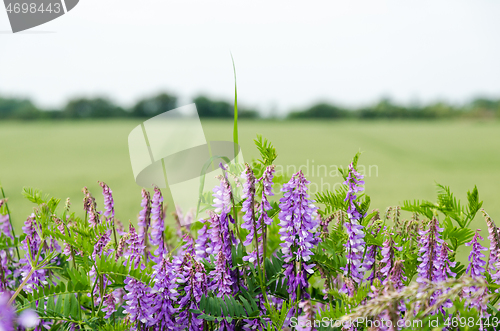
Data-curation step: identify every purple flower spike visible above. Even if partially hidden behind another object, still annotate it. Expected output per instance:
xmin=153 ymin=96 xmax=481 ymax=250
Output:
xmin=0 ymin=200 xmax=12 ymax=238
xmin=195 ymin=224 xmax=209 ymax=260
xmin=92 ymin=230 xmax=111 ymax=260
xmin=241 ymin=164 xmax=257 ymax=247
xmin=278 ymin=171 xmax=320 ymax=301
xmin=380 ymin=237 xmax=402 ymax=284
xmin=150 ymin=187 xmax=166 ymax=259
xmin=341 ymin=163 xmax=366 ymax=285
xmin=258 ymin=165 xmax=275 ymax=227
xmin=137 ymin=189 xmax=151 ymax=243
xmin=387 ymin=260 xmax=406 ymax=291
xmin=150 ymin=258 xmax=178 ymax=329
xmin=125 ymin=224 xmax=145 ymax=269
xmin=466 ymin=230 xmax=487 ymax=278
xmin=416 ymin=217 xmax=444 ymax=284
xmin=102 ymin=293 xmax=117 ymax=319
xmin=209 ymin=251 xmax=233 ymax=298
xmin=0 ymin=292 xmax=15 ymax=331
xmin=99 ymin=181 xmax=115 ymax=219
xmin=123 ymin=277 xmax=152 ymax=325
xmin=83 ymin=187 xmax=100 ymax=227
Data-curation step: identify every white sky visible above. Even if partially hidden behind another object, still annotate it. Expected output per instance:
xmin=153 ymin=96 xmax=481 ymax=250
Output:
xmin=0 ymin=0 xmax=499 ymax=115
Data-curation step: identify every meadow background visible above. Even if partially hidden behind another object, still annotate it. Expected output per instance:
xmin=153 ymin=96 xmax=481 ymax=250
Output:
xmin=2 ymin=118 xmax=499 ymax=265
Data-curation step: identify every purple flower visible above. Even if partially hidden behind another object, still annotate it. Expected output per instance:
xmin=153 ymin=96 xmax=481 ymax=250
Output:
xmin=297 ymin=300 xmax=316 ymax=331
xmin=0 ymin=292 xmax=15 ymax=331
xmin=123 ymin=277 xmax=153 ymax=326
xmin=0 ymin=212 xmax=12 ymax=239
xmin=19 ymin=214 xmax=49 ymax=293
xmin=207 ymin=212 xmax=232 ymax=262
xmin=364 ymin=245 xmax=378 ymax=283
xmin=92 ymin=230 xmax=111 ymax=260
xmin=241 ymin=164 xmax=257 ymax=246
xmin=341 ymin=163 xmax=366 ymax=285
xmin=387 ymin=260 xmax=406 ymax=291
xmin=137 ymin=189 xmax=151 ymax=243
xmin=18 ymin=309 xmax=40 ymax=329
xmin=379 ymin=237 xmax=402 ymax=284
xmin=466 ymin=230 xmax=487 ymax=278
xmin=484 ymin=211 xmax=500 ymax=282
xmin=99 ymin=181 xmax=115 ymax=219
xmin=102 ymin=293 xmax=117 ymax=319
xmin=278 ymin=171 xmax=320 ymax=301
xmin=150 ymin=258 xmax=178 ymax=329
xmin=416 ymin=217 xmax=443 ymax=284
xmin=125 ymin=224 xmax=145 ymax=269
xmin=195 ymin=224 xmax=209 ymax=260
xmin=209 ymin=251 xmax=233 ymax=298
xmin=177 ymin=258 xmax=208 ymax=330
xmin=150 ymin=187 xmax=166 ymax=259
xmin=83 ymin=187 xmax=100 ymax=227
xmin=257 ymin=165 xmax=275 ymax=227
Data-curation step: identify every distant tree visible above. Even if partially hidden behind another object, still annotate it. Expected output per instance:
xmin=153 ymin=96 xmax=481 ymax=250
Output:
xmin=63 ymin=97 xmax=125 ymax=118
xmin=0 ymin=96 xmax=39 ymax=119
xmin=288 ymin=102 xmax=348 ymax=119
xmin=193 ymin=95 xmax=233 ymax=118
xmin=131 ymin=93 xmax=177 ymax=117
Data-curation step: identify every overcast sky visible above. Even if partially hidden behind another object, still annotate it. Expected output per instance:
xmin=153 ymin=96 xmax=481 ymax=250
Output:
xmin=1 ymin=0 xmax=499 ymax=115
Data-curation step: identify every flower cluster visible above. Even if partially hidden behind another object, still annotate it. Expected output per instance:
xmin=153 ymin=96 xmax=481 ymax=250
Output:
xmin=278 ymin=171 xmax=320 ymax=301
xmin=341 ymin=162 xmax=366 ymax=285
xmin=0 ymin=151 xmax=498 ymax=330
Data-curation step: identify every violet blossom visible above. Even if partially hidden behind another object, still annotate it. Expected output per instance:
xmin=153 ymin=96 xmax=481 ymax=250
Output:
xmin=150 ymin=187 xmax=166 ymax=259
xmin=194 ymin=224 xmax=209 ymax=260
xmin=278 ymin=171 xmax=320 ymax=301
xmin=137 ymin=189 xmax=151 ymax=243
xmin=178 ymin=257 xmax=208 ymax=330
xmin=341 ymin=163 xmax=366 ymax=285
xmin=209 ymin=251 xmax=233 ymax=298
xmin=83 ymin=187 xmax=100 ymax=227
xmin=416 ymin=217 xmax=443 ymax=284
xmin=150 ymin=258 xmax=178 ymax=329
xmin=99 ymin=181 xmax=114 ymax=219
xmin=102 ymin=293 xmax=117 ymax=319
xmin=241 ymin=164 xmax=258 ymax=247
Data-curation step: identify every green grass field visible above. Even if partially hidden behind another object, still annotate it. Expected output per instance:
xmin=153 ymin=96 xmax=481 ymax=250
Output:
xmin=1 ymin=119 xmax=500 ymax=251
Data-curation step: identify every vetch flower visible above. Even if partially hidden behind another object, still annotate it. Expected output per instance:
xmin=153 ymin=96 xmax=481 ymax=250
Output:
xmin=125 ymin=224 xmax=145 ymax=269
xmin=92 ymin=230 xmax=111 ymax=260
xmin=150 ymin=258 xmax=178 ymax=329
xmin=123 ymin=277 xmax=153 ymax=326
xmin=416 ymin=217 xmax=443 ymax=284
xmin=194 ymin=224 xmax=209 ymax=260
xmin=177 ymin=257 xmax=208 ymax=330
xmin=83 ymin=187 xmax=100 ymax=227
xmin=278 ymin=171 xmax=320 ymax=301
xmin=137 ymin=189 xmax=151 ymax=243
xmin=18 ymin=309 xmax=40 ymax=329
xmin=0 ymin=292 xmax=15 ymax=331
xmin=150 ymin=186 xmax=166 ymax=259
xmin=241 ymin=164 xmax=257 ymax=246
xmin=209 ymin=251 xmax=233 ymax=298
xmin=99 ymin=181 xmax=114 ymax=219
xmin=341 ymin=163 xmax=366 ymax=285
xmin=465 ymin=230 xmax=487 ymax=278
xmin=379 ymin=237 xmax=402 ymax=284
xmin=102 ymin=293 xmax=117 ymax=319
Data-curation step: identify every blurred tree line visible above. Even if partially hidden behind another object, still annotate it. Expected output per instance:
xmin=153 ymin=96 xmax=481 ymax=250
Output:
xmin=0 ymin=92 xmax=499 ymax=120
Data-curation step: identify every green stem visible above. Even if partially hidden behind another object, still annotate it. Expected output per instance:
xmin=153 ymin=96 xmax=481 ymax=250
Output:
xmin=111 ymin=217 xmax=119 ymax=249
xmin=9 ymin=267 xmax=35 ymax=305
xmin=0 ymin=184 xmax=21 ymax=259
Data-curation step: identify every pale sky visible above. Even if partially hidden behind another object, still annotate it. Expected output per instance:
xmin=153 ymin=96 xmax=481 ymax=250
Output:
xmin=1 ymin=0 xmax=499 ymax=115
